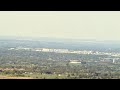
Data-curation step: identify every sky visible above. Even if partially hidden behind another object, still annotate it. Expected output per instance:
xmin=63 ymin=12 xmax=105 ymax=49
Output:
xmin=0 ymin=11 xmax=120 ymax=40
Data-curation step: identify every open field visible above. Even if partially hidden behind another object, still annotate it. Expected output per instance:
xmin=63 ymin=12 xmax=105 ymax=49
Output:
xmin=0 ymin=75 xmax=33 ymax=79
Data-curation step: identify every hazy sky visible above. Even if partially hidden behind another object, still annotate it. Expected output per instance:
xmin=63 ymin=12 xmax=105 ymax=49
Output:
xmin=0 ymin=11 xmax=120 ymax=40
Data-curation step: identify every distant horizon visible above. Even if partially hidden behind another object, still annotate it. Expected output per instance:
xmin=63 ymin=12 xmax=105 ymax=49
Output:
xmin=0 ymin=35 xmax=120 ymax=41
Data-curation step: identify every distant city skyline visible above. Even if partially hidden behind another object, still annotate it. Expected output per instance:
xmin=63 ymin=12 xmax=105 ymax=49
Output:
xmin=0 ymin=11 xmax=120 ymax=40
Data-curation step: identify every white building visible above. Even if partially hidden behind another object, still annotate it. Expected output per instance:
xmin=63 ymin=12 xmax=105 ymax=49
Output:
xmin=42 ymin=48 xmax=50 ymax=52
xmin=69 ymin=60 xmax=81 ymax=64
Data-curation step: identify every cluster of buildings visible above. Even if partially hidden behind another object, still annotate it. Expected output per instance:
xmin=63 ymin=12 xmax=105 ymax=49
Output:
xmin=8 ymin=47 xmax=69 ymax=53
xmin=70 ymin=50 xmax=93 ymax=54
xmin=34 ymin=48 xmax=69 ymax=53
xmin=8 ymin=47 xmax=120 ymax=57
xmin=8 ymin=47 xmax=94 ymax=54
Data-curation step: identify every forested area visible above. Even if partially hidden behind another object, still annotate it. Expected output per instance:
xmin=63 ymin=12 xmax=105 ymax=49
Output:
xmin=0 ymin=48 xmax=120 ymax=79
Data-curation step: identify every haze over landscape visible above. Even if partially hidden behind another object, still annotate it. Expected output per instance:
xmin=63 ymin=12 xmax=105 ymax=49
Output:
xmin=1 ymin=11 xmax=120 ymax=79
xmin=0 ymin=11 xmax=120 ymax=40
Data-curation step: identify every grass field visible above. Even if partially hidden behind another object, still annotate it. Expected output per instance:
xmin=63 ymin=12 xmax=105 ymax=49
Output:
xmin=0 ymin=75 xmax=33 ymax=79
xmin=23 ymin=73 xmax=67 ymax=79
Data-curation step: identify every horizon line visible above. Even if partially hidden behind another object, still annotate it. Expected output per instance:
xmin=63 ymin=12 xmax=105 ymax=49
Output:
xmin=0 ymin=35 xmax=120 ymax=41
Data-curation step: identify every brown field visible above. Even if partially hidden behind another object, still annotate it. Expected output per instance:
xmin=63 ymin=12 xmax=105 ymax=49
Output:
xmin=0 ymin=75 xmax=33 ymax=79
